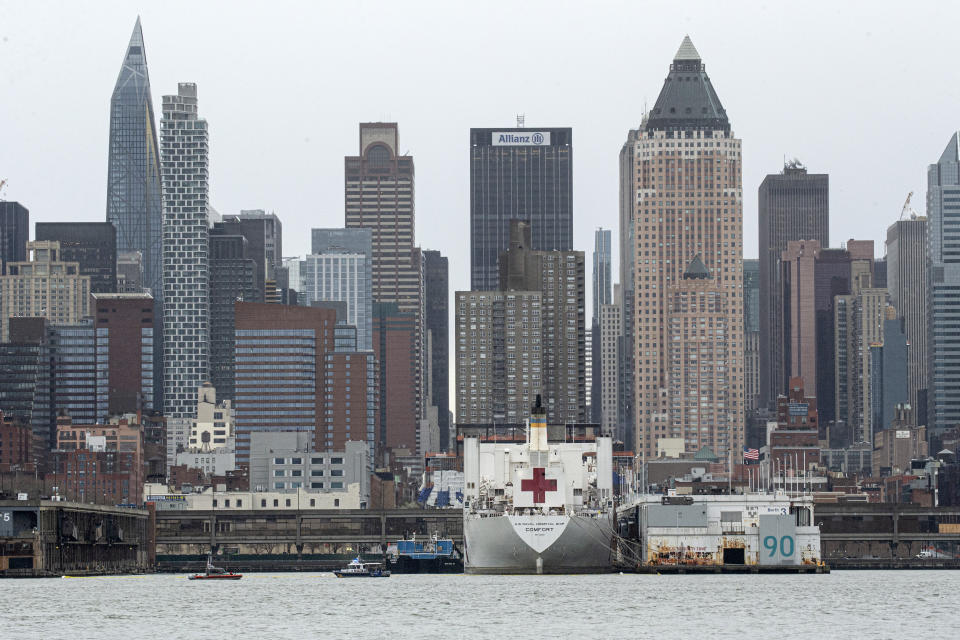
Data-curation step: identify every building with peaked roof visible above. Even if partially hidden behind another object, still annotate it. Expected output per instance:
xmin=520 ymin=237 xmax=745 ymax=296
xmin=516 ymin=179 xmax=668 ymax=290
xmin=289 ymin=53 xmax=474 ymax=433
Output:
xmin=627 ymin=37 xmax=744 ymax=462
xmin=106 ymin=17 xmax=162 ymax=302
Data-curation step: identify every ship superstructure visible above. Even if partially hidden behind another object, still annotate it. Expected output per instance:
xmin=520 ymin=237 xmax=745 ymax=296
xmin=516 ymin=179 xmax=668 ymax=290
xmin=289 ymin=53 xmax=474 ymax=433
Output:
xmin=463 ymin=398 xmax=615 ymax=574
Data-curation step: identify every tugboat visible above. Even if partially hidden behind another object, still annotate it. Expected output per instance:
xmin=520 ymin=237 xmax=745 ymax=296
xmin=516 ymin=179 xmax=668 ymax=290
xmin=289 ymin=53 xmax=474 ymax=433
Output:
xmin=188 ymin=556 xmax=243 ymax=580
xmin=387 ymin=534 xmax=463 ymax=573
xmin=334 ymin=557 xmax=391 ymax=578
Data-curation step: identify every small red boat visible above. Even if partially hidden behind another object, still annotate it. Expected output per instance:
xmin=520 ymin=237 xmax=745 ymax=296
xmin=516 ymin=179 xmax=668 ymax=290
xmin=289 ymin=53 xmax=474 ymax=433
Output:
xmin=188 ymin=556 xmax=242 ymax=580
xmin=188 ymin=572 xmax=242 ymax=580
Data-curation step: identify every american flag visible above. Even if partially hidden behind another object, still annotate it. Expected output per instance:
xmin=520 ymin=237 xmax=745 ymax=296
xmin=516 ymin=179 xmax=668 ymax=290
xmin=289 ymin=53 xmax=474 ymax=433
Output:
xmin=743 ymin=447 xmax=759 ymax=461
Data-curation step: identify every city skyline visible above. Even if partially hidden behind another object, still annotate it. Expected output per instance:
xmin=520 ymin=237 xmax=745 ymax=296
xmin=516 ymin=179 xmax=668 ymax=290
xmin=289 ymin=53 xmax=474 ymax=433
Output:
xmin=3 ymin=3 xmax=958 ymax=326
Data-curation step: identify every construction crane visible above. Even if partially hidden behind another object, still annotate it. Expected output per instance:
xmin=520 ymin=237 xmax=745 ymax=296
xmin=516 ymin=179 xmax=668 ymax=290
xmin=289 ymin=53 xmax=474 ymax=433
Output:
xmin=899 ymin=191 xmax=916 ymax=221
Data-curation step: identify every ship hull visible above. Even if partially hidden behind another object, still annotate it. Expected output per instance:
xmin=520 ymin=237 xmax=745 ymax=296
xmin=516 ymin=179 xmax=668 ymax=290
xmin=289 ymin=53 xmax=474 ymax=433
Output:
xmin=464 ymin=513 xmax=614 ymax=574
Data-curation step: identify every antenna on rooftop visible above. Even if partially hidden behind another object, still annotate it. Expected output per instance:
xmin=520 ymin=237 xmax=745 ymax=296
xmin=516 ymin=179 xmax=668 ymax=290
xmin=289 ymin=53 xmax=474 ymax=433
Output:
xmin=516 ymin=113 xmax=525 ymax=128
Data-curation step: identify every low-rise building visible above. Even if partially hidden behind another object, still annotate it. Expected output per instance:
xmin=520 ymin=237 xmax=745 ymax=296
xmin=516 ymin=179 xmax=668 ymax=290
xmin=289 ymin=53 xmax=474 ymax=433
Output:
xmin=144 ymin=483 xmax=363 ymax=510
xmin=248 ymin=431 xmax=369 ymax=505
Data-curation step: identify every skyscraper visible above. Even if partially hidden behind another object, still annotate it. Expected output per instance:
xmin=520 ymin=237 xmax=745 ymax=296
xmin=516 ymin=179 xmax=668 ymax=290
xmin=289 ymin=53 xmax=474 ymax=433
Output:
xmin=886 ymin=216 xmax=928 ymax=419
xmin=743 ymin=259 xmax=760 ymax=414
xmin=237 ymin=210 xmax=283 ymax=297
xmin=233 ymin=303 xmax=336 ymax=465
xmin=927 ymin=131 xmax=960 ymax=436
xmin=106 ymin=18 xmax=162 ymax=301
xmin=303 ymin=228 xmax=373 ymax=351
xmin=592 ymin=228 xmax=611 ymax=422
xmin=0 ymin=202 xmax=28 ymax=273
xmin=92 ymin=293 xmax=155 ymax=414
xmin=599 ymin=302 xmax=621 ymax=438
xmin=35 ymin=222 xmax=117 ymax=293
xmin=456 ymin=221 xmax=585 ymax=425
xmin=345 ymin=123 xmax=424 ymax=448
xmin=0 ymin=242 xmax=91 ymax=341
xmin=593 ymin=229 xmax=612 ymax=321
xmin=758 ymin=163 xmax=829 ymax=409
xmin=161 ymin=83 xmax=209 ymax=418
xmin=469 ymin=127 xmax=573 ymax=291
xmin=208 ymin=233 xmax=258 ymax=399
xmin=423 ymin=250 xmax=449 ymax=448
xmin=629 ymin=37 xmax=744 ymax=460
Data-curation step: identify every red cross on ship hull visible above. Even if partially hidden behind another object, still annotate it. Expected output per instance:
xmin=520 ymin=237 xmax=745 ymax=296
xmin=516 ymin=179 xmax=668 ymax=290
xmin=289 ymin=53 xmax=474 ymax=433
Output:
xmin=521 ymin=467 xmax=558 ymax=503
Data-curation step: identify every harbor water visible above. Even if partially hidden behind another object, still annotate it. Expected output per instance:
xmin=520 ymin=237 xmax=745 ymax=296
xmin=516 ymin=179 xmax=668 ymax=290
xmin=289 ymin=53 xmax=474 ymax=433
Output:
xmin=2 ymin=571 xmax=954 ymax=639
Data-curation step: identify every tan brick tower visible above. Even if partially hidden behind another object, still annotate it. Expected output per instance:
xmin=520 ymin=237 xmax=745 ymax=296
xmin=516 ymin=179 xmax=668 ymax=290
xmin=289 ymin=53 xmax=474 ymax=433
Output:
xmin=628 ymin=36 xmax=744 ymax=462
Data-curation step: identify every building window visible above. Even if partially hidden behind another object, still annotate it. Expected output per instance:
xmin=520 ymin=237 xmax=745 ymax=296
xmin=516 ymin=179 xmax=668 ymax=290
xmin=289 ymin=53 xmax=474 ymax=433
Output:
xmin=261 ymin=499 xmax=266 ymax=507
xmin=334 ymin=498 xmax=340 ymax=507
xmin=331 ymin=457 xmax=343 ymax=464
xmin=273 ymin=499 xmax=279 ymax=507
xmin=331 ymin=470 xmax=343 ymax=477
xmin=224 ymin=499 xmax=230 ymax=508
xmin=285 ymin=499 xmax=291 ymax=507
xmin=311 ymin=482 xmax=324 ymax=489
xmin=309 ymin=499 xmax=316 ymax=507
xmin=212 ymin=499 xmax=218 ymax=507
xmin=291 ymin=457 xmax=302 ymax=465
xmin=236 ymin=499 xmax=242 ymax=508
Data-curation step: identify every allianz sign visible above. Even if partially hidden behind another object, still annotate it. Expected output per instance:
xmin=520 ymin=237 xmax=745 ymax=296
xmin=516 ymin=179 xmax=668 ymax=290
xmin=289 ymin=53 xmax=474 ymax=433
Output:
xmin=491 ymin=131 xmax=551 ymax=146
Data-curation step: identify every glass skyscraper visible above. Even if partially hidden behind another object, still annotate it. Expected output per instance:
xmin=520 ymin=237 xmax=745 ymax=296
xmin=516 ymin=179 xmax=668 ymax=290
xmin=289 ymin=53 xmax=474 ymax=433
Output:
xmin=106 ymin=18 xmax=162 ymax=301
xmin=469 ymin=127 xmax=573 ymax=291
xmin=927 ymin=131 xmax=960 ymax=435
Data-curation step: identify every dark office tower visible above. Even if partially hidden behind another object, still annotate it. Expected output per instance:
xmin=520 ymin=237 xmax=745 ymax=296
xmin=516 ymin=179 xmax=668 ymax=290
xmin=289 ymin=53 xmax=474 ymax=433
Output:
xmin=743 ymin=259 xmax=760 ymax=413
xmin=0 ymin=201 xmax=29 ymax=273
xmin=47 ymin=321 xmax=105 ymax=426
xmin=886 ymin=216 xmax=928 ymax=419
xmin=927 ymin=131 xmax=960 ymax=435
xmin=92 ymin=293 xmax=155 ymax=414
xmin=238 ymin=210 xmax=283 ymax=295
xmin=873 ymin=259 xmax=887 ymax=289
xmin=758 ymin=162 xmax=829 ymax=409
xmin=106 ymin=18 xmax=162 ymax=301
xmin=869 ymin=307 xmax=908 ymax=433
xmin=593 ymin=229 xmax=612 ymax=321
xmin=0 ymin=317 xmax=51 ymax=449
xmin=423 ymin=250 xmax=449 ymax=449
xmin=813 ymin=241 xmax=874 ymax=433
xmin=35 ymin=222 xmax=118 ymax=293
xmin=208 ymin=234 xmax=258 ymax=400
xmin=591 ymin=229 xmax=611 ymax=422
xmin=470 ymin=126 xmax=573 ymax=291
xmin=345 ymin=123 xmax=425 ymax=447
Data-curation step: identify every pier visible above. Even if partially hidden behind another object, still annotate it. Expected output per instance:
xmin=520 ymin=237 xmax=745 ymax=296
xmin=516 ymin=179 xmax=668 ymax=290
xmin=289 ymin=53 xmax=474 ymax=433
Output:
xmin=0 ymin=500 xmax=153 ymax=577
xmin=155 ymin=508 xmax=463 ymax=572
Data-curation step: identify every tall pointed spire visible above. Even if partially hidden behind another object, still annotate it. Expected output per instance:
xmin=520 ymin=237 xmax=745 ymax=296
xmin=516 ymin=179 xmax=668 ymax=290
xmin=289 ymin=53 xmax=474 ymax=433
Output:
xmin=105 ymin=17 xmax=164 ymax=410
xmin=674 ymin=35 xmax=700 ymax=61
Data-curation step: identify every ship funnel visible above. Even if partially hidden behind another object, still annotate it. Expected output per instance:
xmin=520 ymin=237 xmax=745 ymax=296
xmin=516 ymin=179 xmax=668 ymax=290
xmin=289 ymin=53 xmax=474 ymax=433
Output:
xmin=530 ymin=395 xmax=548 ymax=452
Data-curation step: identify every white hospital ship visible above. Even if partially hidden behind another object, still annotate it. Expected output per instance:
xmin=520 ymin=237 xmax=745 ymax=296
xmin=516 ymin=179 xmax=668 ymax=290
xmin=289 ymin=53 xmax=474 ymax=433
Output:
xmin=462 ymin=397 xmax=615 ymax=574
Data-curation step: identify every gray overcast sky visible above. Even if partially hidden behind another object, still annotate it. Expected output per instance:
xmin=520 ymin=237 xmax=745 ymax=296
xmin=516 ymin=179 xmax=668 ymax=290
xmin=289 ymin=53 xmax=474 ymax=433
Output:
xmin=2 ymin=0 xmax=959 ymax=321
